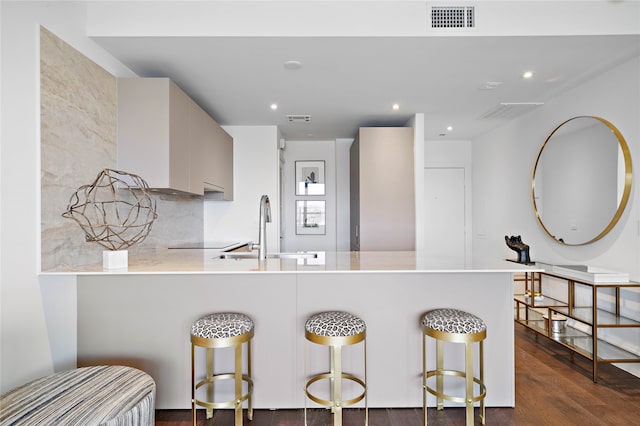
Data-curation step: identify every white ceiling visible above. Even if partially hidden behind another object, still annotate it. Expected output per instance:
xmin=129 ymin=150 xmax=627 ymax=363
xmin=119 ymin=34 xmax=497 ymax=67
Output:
xmin=93 ymin=34 xmax=640 ymax=140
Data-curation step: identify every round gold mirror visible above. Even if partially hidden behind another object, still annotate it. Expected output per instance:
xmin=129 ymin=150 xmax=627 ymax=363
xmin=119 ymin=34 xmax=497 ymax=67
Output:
xmin=532 ymin=116 xmax=632 ymax=245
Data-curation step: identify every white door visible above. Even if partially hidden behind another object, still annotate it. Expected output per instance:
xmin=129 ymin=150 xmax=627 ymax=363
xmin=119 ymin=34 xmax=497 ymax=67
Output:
xmin=424 ymin=167 xmax=466 ymax=263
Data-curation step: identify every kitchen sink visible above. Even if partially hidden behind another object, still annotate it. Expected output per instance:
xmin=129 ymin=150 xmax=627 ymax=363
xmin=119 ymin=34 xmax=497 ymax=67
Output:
xmin=219 ymin=252 xmax=318 ymax=260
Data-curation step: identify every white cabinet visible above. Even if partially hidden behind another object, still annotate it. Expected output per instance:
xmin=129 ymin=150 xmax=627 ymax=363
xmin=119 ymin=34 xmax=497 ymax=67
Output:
xmin=117 ymin=78 xmax=233 ymax=198
xmin=349 ymin=127 xmax=415 ymax=251
xmin=201 ymin=111 xmax=233 ymax=200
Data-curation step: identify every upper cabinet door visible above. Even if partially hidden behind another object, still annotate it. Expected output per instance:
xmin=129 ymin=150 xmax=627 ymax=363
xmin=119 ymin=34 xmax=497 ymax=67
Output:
xmin=187 ymin=98 xmax=208 ymax=196
xmin=204 ymin=117 xmax=233 ymax=200
xmin=117 ymin=78 xmax=175 ymax=190
xmin=117 ymin=77 xmax=233 ymax=198
xmin=168 ymin=80 xmax=193 ymax=193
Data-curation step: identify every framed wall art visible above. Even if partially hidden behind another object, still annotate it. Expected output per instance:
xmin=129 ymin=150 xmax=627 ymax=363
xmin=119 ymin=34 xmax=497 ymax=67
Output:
xmin=296 ymin=200 xmax=326 ymax=235
xmin=295 ymin=160 xmax=325 ymax=195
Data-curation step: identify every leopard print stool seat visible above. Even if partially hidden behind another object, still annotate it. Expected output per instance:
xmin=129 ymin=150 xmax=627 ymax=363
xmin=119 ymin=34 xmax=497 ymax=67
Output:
xmin=422 ymin=308 xmax=487 ymax=426
xmin=190 ymin=312 xmax=254 ymax=426
xmin=422 ymin=308 xmax=486 ymax=337
xmin=304 ymin=311 xmax=367 ymax=426
xmin=305 ymin=311 xmax=366 ymax=343
xmin=191 ymin=313 xmax=254 ymax=342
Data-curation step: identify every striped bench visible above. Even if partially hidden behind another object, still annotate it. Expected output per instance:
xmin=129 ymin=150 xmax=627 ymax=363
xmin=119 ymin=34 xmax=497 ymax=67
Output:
xmin=0 ymin=365 xmax=155 ymax=425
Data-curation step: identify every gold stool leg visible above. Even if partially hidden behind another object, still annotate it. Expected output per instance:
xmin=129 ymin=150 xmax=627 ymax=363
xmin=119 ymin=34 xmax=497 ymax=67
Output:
xmin=234 ymin=342 xmax=243 ymax=426
xmin=206 ymin=347 xmax=214 ymax=420
xmin=422 ymin=333 xmax=427 ymax=426
xmin=191 ymin=343 xmax=196 ymax=426
xmin=304 ymin=339 xmax=308 ymax=426
xmin=364 ymin=338 xmax=368 ymax=426
xmin=480 ymin=340 xmax=485 ymax=425
xmin=247 ymin=338 xmax=253 ymax=421
xmin=465 ymin=341 xmax=474 ymax=426
xmin=332 ymin=345 xmax=343 ymax=426
xmin=329 ymin=347 xmax=335 ymax=414
xmin=436 ymin=339 xmax=444 ymax=411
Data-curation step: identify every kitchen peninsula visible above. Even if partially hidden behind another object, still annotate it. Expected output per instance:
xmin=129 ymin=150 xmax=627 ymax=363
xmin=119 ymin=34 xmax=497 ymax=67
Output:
xmin=45 ymin=250 xmax=541 ymax=410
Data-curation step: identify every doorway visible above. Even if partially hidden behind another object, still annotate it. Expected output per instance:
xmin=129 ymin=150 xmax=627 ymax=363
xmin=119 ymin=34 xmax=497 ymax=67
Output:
xmin=423 ymin=167 xmax=467 ymax=263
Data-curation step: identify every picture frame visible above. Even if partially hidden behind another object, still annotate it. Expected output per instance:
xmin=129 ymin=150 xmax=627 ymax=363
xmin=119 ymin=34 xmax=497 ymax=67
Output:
xmin=296 ymin=200 xmax=326 ymax=235
xmin=295 ymin=160 xmax=325 ymax=195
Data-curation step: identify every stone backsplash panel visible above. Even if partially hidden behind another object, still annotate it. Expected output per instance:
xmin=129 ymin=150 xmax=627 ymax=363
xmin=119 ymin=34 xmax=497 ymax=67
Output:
xmin=40 ymin=27 xmax=202 ymax=271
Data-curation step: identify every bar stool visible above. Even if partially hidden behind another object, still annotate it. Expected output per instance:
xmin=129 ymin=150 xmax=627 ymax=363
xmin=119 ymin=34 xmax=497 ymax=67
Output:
xmin=190 ymin=312 xmax=254 ymax=426
xmin=304 ymin=311 xmax=368 ymax=426
xmin=422 ymin=308 xmax=486 ymax=426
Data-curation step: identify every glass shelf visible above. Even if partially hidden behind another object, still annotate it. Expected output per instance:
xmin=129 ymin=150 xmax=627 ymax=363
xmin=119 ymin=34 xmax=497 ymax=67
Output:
xmin=515 ymin=317 xmax=547 ymax=335
xmin=514 ymin=294 xmax=567 ymax=308
xmin=554 ymin=333 xmax=640 ymax=362
xmin=515 ymin=306 xmax=564 ymax=336
xmin=515 ymin=319 xmax=640 ymax=362
xmin=552 ymin=307 xmax=640 ymax=327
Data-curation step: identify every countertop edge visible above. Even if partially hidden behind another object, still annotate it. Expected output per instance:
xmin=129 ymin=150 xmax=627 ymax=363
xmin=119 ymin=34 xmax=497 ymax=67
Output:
xmin=38 ymin=250 xmax=545 ymax=275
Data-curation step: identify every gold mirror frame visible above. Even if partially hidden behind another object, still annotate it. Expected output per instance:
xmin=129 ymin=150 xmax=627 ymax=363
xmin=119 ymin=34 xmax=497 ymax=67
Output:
xmin=531 ymin=116 xmax=633 ymax=245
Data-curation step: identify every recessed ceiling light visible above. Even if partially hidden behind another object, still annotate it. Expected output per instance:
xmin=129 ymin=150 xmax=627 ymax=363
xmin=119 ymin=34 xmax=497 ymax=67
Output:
xmin=392 ymin=104 xmax=400 ymax=110
xmin=447 ymin=126 xmax=453 ymax=131
xmin=523 ymin=71 xmax=535 ymax=79
xmin=283 ymin=60 xmax=302 ymax=70
xmin=270 ymin=103 xmax=278 ymax=110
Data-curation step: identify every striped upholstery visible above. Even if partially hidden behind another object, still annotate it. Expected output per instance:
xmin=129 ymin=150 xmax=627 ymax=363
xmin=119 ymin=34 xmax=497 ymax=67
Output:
xmin=0 ymin=365 xmax=155 ymax=426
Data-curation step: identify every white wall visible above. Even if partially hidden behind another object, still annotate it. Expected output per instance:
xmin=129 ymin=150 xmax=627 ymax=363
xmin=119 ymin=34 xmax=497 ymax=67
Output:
xmin=0 ymin=1 xmax=135 ymax=392
xmin=203 ymin=126 xmax=280 ymax=251
xmin=472 ymin=55 xmax=640 ymax=376
xmin=281 ymin=140 xmax=337 ymax=252
xmin=335 ymin=139 xmax=353 ymax=251
xmin=472 ymin=55 xmax=639 ymax=279
xmin=408 ymin=114 xmax=426 ymax=254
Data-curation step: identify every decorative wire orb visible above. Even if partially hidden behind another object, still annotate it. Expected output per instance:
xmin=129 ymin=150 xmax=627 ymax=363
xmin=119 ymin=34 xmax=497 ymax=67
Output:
xmin=62 ymin=169 xmax=158 ymax=251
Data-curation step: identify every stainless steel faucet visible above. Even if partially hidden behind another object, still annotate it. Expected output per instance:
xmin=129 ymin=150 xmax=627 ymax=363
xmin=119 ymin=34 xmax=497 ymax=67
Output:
xmin=256 ymin=194 xmax=271 ymax=260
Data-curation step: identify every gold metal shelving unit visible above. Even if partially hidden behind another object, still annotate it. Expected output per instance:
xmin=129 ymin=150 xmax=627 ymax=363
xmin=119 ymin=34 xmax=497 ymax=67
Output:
xmin=514 ymin=270 xmax=640 ymax=382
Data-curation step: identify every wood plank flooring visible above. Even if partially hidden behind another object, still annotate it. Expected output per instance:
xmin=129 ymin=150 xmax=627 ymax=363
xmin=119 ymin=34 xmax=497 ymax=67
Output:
xmin=157 ymin=324 xmax=640 ymax=425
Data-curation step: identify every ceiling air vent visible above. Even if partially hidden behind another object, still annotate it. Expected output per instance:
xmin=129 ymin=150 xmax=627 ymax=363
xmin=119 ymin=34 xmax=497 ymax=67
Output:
xmin=431 ymin=6 xmax=475 ymax=28
xmin=287 ymin=114 xmax=311 ymax=123
xmin=479 ymin=102 xmax=544 ymax=120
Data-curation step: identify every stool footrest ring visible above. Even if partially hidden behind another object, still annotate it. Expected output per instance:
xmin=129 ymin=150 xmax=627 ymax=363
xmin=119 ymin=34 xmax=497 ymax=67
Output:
xmin=425 ymin=369 xmax=486 ymax=404
xmin=305 ymin=372 xmax=367 ymax=408
xmin=194 ymin=373 xmax=253 ymax=410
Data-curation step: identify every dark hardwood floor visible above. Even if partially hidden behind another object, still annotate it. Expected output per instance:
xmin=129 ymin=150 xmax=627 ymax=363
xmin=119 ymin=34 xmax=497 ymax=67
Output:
xmin=157 ymin=324 xmax=640 ymax=425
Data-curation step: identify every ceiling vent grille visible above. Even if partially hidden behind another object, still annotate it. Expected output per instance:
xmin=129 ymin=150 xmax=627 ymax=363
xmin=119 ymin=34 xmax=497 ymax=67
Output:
xmin=431 ymin=6 xmax=475 ymax=28
xmin=287 ymin=114 xmax=311 ymax=123
xmin=479 ymin=102 xmax=544 ymax=120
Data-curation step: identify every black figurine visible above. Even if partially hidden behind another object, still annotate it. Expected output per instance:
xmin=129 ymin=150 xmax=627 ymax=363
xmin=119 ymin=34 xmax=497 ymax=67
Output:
xmin=505 ymin=235 xmax=531 ymax=264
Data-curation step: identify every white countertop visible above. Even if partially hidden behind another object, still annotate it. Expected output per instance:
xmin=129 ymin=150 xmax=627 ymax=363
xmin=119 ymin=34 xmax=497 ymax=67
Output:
xmin=41 ymin=249 xmax=543 ymax=275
